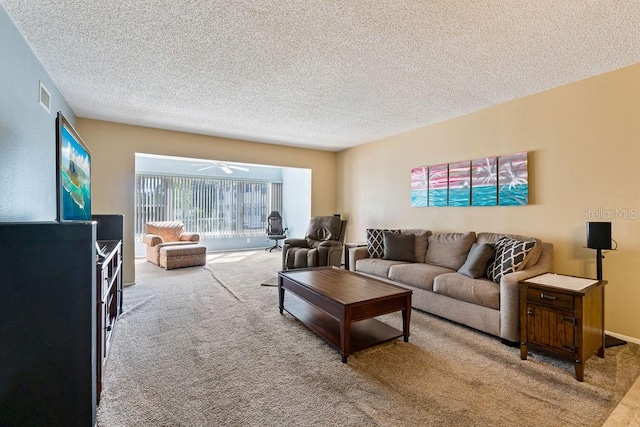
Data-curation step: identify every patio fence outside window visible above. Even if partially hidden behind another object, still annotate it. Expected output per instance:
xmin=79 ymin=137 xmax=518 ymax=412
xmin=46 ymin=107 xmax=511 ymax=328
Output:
xmin=135 ymin=174 xmax=283 ymax=241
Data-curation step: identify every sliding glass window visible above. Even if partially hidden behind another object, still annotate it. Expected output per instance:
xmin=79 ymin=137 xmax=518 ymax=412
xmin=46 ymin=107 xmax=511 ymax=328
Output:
xmin=135 ymin=174 xmax=282 ymax=241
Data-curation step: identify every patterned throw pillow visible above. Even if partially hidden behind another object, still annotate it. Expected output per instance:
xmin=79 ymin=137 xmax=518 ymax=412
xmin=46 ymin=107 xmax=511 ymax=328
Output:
xmin=366 ymin=228 xmax=401 ymax=258
xmin=486 ymin=237 xmax=536 ymax=284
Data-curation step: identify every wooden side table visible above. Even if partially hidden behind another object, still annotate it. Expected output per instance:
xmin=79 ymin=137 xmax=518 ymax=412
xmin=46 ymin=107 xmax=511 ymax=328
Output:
xmin=519 ymin=273 xmax=606 ymax=381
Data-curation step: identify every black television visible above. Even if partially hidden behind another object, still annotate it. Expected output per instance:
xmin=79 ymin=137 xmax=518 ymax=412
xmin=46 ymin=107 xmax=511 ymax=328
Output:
xmin=56 ymin=112 xmax=92 ymax=221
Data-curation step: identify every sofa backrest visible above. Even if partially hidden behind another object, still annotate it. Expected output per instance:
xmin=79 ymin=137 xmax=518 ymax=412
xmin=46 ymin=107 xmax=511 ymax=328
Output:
xmin=144 ymin=221 xmax=185 ymax=243
xmin=305 ymin=216 xmax=343 ymax=243
xmin=424 ymin=232 xmax=476 ymax=270
xmin=400 ymin=229 xmax=431 ymax=262
xmin=379 ymin=229 xmax=547 ymax=271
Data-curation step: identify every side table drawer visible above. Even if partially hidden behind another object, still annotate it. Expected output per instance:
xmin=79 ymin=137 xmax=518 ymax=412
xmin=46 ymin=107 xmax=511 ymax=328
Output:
xmin=526 ymin=287 xmax=574 ymax=310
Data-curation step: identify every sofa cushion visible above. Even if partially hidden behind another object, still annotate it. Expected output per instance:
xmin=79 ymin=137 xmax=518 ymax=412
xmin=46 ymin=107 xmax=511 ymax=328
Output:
xmin=486 ymin=236 xmax=536 ymax=284
xmin=477 ymin=232 xmax=542 ymax=268
xmin=159 ymin=244 xmax=207 ymax=270
xmin=356 ymin=258 xmax=407 ymax=278
xmin=457 ymin=243 xmax=495 ymax=279
xmin=388 ymin=263 xmax=455 ymax=292
xmin=383 ymin=231 xmax=415 ymax=262
xmin=366 ymin=228 xmax=400 ymax=258
xmin=424 ymin=232 xmax=476 ymax=270
xmin=401 ymin=229 xmax=431 ymax=262
xmin=433 ymin=273 xmax=500 ymax=310
xmin=159 ymin=244 xmax=206 ymax=257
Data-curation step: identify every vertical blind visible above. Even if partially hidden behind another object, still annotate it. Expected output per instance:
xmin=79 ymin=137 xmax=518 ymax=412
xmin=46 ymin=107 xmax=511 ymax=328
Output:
xmin=135 ymin=174 xmax=282 ymax=240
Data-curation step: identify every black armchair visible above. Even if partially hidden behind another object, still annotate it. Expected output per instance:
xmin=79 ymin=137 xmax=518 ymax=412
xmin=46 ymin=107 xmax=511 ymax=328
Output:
xmin=265 ymin=211 xmax=288 ymax=252
xmin=282 ymin=216 xmax=347 ymax=270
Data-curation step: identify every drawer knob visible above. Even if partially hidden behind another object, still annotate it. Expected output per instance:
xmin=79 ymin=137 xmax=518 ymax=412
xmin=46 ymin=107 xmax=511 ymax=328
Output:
xmin=540 ymin=293 xmax=557 ymax=301
xmin=527 ymin=309 xmax=534 ymax=316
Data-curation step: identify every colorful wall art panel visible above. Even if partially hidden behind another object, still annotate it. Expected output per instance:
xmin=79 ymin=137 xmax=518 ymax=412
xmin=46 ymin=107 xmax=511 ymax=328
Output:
xmin=448 ymin=161 xmax=471 ymax=206
xmin=412 ymin=151 xmax=528 ymax=208
xmin=471 ymin=157 xmax=498 ymax=206
xmin=428 ymin=164 xmax=448 ymax=206
xmin=411 ymin=166 xmax=429 ymax=207
xmin=498 ymin=152 xmax=529 ymax=206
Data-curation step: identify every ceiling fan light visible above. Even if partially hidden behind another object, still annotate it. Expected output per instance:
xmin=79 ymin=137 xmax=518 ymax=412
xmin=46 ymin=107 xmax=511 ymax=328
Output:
xmin=192 ymin=161 xmax=248 ymax=174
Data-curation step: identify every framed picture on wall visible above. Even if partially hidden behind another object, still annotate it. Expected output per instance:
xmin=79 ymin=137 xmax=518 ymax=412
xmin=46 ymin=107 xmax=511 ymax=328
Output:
xmin=471 ymin=157 xmax=498 ymax=206
xmin=428 ymin=164 xmax=448 ymax=207
xmin=448 ymin=161 xmax=471 ymax=206
xmin=411 ymin=166 xmax=429 ymax=207
xmin=498 ymin=152 xmax=528 ymax=206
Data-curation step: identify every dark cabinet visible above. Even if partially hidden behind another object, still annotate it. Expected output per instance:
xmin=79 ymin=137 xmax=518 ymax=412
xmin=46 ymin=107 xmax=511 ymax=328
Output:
xmin=0 ymin=222 xmax=97 ymax=426
xmin=520 ymin=275 xmax=605 ymax=381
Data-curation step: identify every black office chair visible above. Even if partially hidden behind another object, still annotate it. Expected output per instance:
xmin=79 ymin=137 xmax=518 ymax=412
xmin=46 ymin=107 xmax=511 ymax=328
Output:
xmin=265 ymin=211 xmax=288 ymax=252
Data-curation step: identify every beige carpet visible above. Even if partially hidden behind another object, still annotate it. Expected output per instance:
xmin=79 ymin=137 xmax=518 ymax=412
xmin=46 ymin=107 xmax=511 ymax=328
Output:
xmin=97 ymin=250 xmax=640 ymax=426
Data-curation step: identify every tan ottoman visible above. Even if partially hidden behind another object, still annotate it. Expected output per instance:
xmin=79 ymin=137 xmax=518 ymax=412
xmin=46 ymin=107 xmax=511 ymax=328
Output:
xmin=159 ymin=244 xmax=207 ymax=270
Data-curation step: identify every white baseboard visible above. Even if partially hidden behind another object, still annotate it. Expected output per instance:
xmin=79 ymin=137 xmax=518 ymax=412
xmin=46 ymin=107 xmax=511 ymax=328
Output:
xmin=606 ymin=330 xmax=640 ymax=345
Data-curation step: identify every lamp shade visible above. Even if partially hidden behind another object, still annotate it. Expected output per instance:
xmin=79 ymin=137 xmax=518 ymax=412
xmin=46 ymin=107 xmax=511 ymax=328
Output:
xmin=586 ymin=222 xmax=612 ymax=250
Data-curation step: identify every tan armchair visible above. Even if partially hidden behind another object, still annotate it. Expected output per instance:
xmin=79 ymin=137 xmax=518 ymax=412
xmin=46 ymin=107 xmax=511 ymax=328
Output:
xmin=143 ymin=221 xmax=200 ymax=266
xmin=282 ymin=216 xmax=347 ymax=271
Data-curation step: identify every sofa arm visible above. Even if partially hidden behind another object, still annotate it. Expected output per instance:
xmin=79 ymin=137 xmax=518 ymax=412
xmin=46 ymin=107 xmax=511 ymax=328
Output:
xmin=317 ymin=240 xmax=342 ymax=248
xmin=284 ymin=238 xmax=308 ymax=248
xmin=343 ymin=243 xmax=366 ymax=270
xmin=317 ymin=241 xmax=343 ymax=267
xmin=180 ymin=232 xmax=200 ymax=242
xmin=281 ymin=239 xmax=308 ymax=271
xmin=348 ymin=246 xmax=368 ymax=271
xmin=143 ymin=234 xmax=163 ymax=246
xmin=317 ymin=244 xmax=344 ymax=268
xmin=499 ymin=242 xmax=554 ymax=342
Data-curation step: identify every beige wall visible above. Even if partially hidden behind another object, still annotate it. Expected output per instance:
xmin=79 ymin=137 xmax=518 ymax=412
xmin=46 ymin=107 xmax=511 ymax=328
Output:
xmin=337 ymin=63 xmax=640 ymax=341
xmin=78 ymin=119 xmax=338 ymax=285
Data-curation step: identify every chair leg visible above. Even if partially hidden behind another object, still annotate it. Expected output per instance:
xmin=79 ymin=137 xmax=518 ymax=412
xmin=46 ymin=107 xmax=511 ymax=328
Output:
xmin=267 ymin=240 xmax=281 ymax=252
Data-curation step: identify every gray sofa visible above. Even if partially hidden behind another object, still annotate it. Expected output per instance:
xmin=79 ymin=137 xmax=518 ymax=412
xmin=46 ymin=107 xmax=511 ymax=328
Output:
xmin=348 ymin=230 xmax=553 ymax=343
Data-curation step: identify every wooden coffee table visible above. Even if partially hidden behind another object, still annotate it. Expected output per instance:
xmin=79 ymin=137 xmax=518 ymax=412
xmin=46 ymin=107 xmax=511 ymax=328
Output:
xmin=278 ymin=267 xmax=412 ymax=362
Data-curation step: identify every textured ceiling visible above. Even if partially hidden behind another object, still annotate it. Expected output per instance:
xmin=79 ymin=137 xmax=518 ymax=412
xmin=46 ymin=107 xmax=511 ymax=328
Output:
xmin=3 ymin=1 xmax=640 ymax=151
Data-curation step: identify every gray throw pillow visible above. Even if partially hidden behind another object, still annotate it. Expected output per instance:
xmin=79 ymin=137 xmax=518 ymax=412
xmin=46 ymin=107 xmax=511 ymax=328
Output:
xmin=367 ymin=228 xmax=400 ymax=258
xmin=383 ymin=231 xmax=415 ymax=262
xmin=457 ymin=243 xmax=496 ymax=279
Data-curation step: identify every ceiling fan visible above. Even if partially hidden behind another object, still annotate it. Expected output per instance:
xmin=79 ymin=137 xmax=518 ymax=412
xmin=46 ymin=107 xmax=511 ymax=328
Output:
xmin=191 ymin=161 xmax=249 ymax=174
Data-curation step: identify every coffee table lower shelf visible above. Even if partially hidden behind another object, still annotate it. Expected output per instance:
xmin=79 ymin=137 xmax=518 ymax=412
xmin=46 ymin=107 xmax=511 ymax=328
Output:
xmin=283 ymin=294 xmax=404 ymax=358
